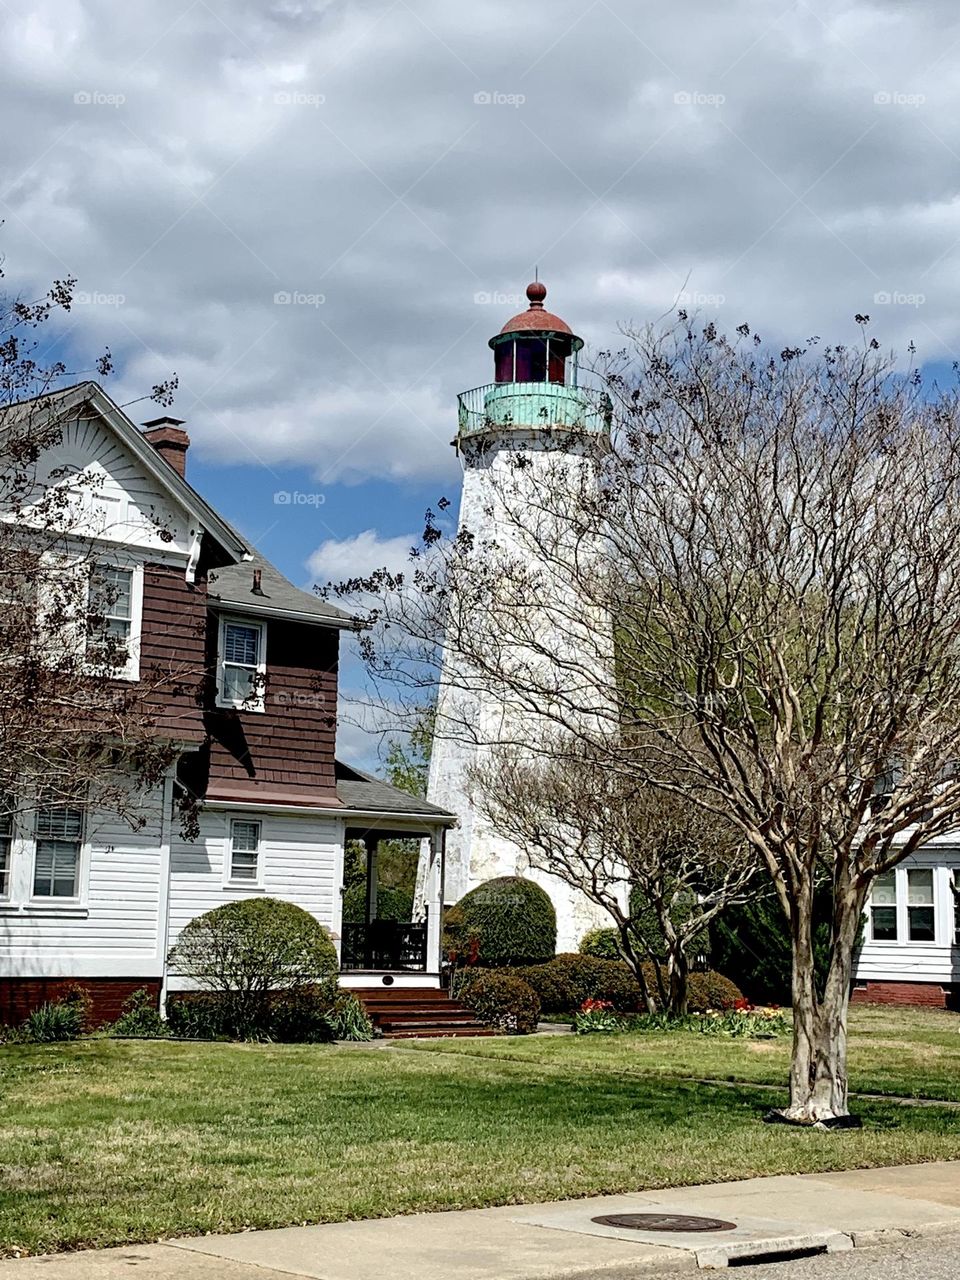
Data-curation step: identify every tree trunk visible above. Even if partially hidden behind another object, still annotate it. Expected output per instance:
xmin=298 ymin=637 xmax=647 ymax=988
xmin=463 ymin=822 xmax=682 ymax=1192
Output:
xmin=783 ymin=880 xmax=864 ymax=1123
xmin=617 ymin=924 xmax=658 ymax=1014
xmin=666 ymin=944 xmax=689 ymax=1015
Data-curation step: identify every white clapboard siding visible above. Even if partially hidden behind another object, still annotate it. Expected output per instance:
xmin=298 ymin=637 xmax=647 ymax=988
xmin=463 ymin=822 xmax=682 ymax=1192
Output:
xmin=40 ymin=415 xmax=193 ymax=556
xmin=855 ymin=849 xmax=960 ymax=984
xmin=167 ymin=808 xmax=344 ymax=952
xmin=0 ymin=789 xmax=167 ymax=979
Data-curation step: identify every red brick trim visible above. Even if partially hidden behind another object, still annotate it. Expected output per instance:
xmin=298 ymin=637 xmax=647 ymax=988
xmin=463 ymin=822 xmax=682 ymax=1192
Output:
xmin=851 ymin=980 xmax=951 ymax=1008
xmin=0 ymin=978 xmax=160 ymax=1028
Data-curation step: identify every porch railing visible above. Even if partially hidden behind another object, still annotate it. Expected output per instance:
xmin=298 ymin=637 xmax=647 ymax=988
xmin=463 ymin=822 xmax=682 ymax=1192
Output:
xmin=340 ymin=921 xmax=428 ymax=972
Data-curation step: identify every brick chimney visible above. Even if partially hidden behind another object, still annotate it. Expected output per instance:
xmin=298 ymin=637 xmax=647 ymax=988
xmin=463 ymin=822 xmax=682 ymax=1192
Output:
xmin=142 ymin=416 xmax=189 ymax=479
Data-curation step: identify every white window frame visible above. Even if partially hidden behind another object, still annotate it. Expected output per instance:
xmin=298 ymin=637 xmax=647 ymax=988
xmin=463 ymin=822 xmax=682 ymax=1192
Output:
xmin=217 ymin=615 xmax=267 ymax=713
xmin=868 ymin=870 xmax=898 ymax=944
xmin=225 ymin=817 xmax=264 ymax=888
xmin=0 ymin=800 xmax=13 ymax=901
xmin=866 ymin=862 xmax=944 ymax=947
xmin=30 ymin=800 xmax=88 ymax=906
xmin=85 ymin=559 xmax=144 ymax=682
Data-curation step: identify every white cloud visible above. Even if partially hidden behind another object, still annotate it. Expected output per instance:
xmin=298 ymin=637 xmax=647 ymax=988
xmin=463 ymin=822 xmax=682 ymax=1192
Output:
xmin=3 ymin=0 xmax=960 ymax=492
xmin=306 ymin=528 xmax=417 ymax=588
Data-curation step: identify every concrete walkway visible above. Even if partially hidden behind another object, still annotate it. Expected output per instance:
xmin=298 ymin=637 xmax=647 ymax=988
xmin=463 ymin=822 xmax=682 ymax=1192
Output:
xmin=4 ymin=1162 xmax=960 ymax=1278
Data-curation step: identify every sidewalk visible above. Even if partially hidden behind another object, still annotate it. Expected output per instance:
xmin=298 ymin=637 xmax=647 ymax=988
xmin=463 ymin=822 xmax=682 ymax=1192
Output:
xmin=4 ymin=1161 xmax=960 ymax=1278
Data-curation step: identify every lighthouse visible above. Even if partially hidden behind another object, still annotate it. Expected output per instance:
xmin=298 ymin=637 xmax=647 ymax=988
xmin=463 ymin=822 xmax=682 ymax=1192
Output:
xmin=421 ymin=282 xmax=613 ymax=953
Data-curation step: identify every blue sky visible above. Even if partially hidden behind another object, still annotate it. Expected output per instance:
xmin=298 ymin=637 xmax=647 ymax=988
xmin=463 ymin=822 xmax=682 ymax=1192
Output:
xmin=4 ymin=0 xmax=960 ymax=770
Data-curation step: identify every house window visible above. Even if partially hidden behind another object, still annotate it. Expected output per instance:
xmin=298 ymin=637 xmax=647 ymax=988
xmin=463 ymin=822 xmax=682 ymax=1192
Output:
xmin=33 ymin=804 xmax=83 ymax=898
xmin=219 ymin=619 xmax=266 ymax=710
xmin=907 ymin=868 xmax=936 ymax=942
xmin=0 ymin=801 xmax=12 ymax=899
xmin=229 ymin=819 xmax=261 ymax=882
xmin=87 ymin=564 xmax=133 ymax=657
xmin=870 ymin=871 xmax=898 ymax=941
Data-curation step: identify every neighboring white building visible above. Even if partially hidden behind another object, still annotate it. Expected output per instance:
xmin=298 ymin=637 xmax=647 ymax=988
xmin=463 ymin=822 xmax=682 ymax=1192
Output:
xmin=423 ymin=283 xmax=613 ymax=952
xmin=854 ymin=839 xmax=960 ymax=1007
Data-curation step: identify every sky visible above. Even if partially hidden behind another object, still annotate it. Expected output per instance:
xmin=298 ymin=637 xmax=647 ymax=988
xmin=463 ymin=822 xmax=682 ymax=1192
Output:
xmin=2 ymin=0 xmax=960 ymax=768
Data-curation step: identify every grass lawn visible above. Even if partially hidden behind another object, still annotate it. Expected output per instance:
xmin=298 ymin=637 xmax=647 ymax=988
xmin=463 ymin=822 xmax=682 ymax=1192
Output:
xmin=408 ymin=1005 xmax=960 ymax=1103
xmin=0 ymin=1007 xmax=958 ymax=1257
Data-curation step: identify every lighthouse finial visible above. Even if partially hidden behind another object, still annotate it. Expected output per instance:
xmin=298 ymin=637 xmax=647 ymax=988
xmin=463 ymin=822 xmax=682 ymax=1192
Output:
xmin=526 ymin=277 xmax=547 ymax=308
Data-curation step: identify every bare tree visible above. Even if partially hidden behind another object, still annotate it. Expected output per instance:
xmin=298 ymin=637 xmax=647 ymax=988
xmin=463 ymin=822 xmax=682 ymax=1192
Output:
xmin=473 ymin=745 xmax=756 ymax=1014
xmin=337 ymin=315 xmax=960 ymax=1123
xmin=0 ymin=258 xmax=194 ymax=833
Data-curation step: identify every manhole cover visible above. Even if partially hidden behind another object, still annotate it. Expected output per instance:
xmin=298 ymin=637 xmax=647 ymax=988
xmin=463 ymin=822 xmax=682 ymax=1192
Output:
xmin=591 ymin=1213 xmax=737 ymax=1233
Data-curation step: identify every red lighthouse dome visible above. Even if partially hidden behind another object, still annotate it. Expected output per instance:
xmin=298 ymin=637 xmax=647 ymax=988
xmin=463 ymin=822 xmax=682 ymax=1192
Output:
xmin=489 ymin=281 xmax=583 ymax=385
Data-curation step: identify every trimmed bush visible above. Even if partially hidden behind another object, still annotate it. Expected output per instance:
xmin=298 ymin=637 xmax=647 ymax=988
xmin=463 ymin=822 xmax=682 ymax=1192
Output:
xmin=342 ymin=883 xmax=413 ymax=925
xmin=446 ymin=876 xmax=556 ymax=968
xmin=167 ymin=898 xmax=338 ymax=1039
xmin=686 ymin=971 xmax=744 ymax=1012
xmin=517 ymin=954 xmax=646 ymax=1013
xmin=459 ymin=971 xmax=541 ymax=1035
xmin=578 ymin=927 xmax=625 ymax=962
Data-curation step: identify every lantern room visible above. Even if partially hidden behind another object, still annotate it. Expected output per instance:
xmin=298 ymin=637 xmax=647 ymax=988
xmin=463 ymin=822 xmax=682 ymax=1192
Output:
xmin=489 ymin=281 xmax=584 ymax=386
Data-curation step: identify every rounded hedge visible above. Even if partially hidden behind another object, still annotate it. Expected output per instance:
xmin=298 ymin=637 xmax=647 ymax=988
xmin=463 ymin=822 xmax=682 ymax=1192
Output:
xmin=459 ymin=970 xmax=541 ymax=1035
xmin=168 ymin=898 xmax=338 ymax=1037
xmin=686 ymin=971 xmax=744 ymax=1012
xmin=517 ymin=953 xmax=645 ymax=1013
xmin=446 ymin=875 xmax=556 ymax=967
xmin=341 ymin=883 xmax=413 ymax=925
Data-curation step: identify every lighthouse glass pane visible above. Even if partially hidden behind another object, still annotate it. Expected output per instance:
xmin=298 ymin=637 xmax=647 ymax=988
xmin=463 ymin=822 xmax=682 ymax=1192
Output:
xmin=514 ymin=338 xmax=547 ymax=383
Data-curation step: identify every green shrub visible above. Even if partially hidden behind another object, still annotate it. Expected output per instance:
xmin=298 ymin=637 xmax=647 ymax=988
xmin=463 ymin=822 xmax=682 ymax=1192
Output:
xmin=21 ymin=990 xmax=89 ymax=1043
xmin=168 ymin=898 xmax=338 ymax=1038
xmin=342 ymin=883 xmax=413 ymax=925
xmin=446 ymin=876 xmax=556 ymax=968
xmin=686 ymin=971 xmax=744 ymax=1012
xmin=165 ymin=992 xmax=232 ymax=1039
xmin=517 ymin=954 xmax=646 ymax=1013
xmin=578 ymin=927 xmax=625 ymax=961
xmin=459 ymin=970 xmax=540 ymax=1035
xmin=111 ymin=988 xmax=168 ymax=1038
xmin=325 ymin=990 xmax=375 ymax=1041
xmin=268 ymin=985 xmax=337 ymax=1043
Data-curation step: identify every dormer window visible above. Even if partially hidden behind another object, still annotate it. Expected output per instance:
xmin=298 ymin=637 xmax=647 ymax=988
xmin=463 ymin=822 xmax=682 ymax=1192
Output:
xmin=218 ymin=617 xmax=266 ymax=712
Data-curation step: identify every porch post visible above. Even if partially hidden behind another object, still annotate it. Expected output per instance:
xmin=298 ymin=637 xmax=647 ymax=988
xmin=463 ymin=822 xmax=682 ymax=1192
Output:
xmin=365 ymin=837 xmax=379 ymax=925
xmin=424 ymin=825 xmax=445 ymax=975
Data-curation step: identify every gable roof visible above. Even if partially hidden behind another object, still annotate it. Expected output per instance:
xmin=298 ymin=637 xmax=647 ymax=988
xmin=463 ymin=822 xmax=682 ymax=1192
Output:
xmin=3 ymin=381 xmax=249 ymax=564
xmin=209 ymin=553 xmax=356 ymax=629
xmin=335 ymin=760 xmax=456 ymax=819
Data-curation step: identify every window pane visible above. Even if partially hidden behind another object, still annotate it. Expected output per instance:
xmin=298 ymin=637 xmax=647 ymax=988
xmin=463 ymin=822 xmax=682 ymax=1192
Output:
xmin=908 ymin=869 xmax=934 ymax=905
xmin=0 ymin=838 xmax=9 ymax=897
xmin=231 ymin=821 xmax=260 ymax=851
xmin=871 ymin=905 xmax=897 ymax=941
xmin=230 ymin=850 xmax=259 ymax=880
xmin=222 ymin=665 xmax=254 ymax=703
xmin=34 ymin=839 xmax=79 ymax=897
xmin=36 ymin=807 xmax=83 ymax=840
xmin=908 ymin=906 xmax=936 ymax=942
xmin=872 ymin=872 xmax=897 ymax=906
xmin=90 ymin=565 xmax=132 ymax=619
xmin=224 ymin=624 xmax=259 ymax=666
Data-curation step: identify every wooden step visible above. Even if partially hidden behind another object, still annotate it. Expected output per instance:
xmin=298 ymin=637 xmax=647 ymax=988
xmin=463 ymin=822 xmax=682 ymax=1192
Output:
xmin=354 ymin=987 xmax=490 ymax=1038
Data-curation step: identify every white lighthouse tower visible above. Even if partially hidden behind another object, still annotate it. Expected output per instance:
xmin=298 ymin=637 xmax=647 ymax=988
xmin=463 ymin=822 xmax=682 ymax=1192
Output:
xmin=421 ymin=282 xmax=612 ymax=953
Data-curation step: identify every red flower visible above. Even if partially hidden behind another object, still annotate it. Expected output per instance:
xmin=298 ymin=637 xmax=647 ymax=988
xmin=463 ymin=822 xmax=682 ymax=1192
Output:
xmin=581 ymin=998 xmax=613 ymax=1012
xmin=733 ymin=998 xmax=751 ymax=1011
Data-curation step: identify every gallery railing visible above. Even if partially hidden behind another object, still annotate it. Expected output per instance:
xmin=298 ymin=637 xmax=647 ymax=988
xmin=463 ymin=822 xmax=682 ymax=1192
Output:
xmin=340 ymin=920 xmax=428 ymax=972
